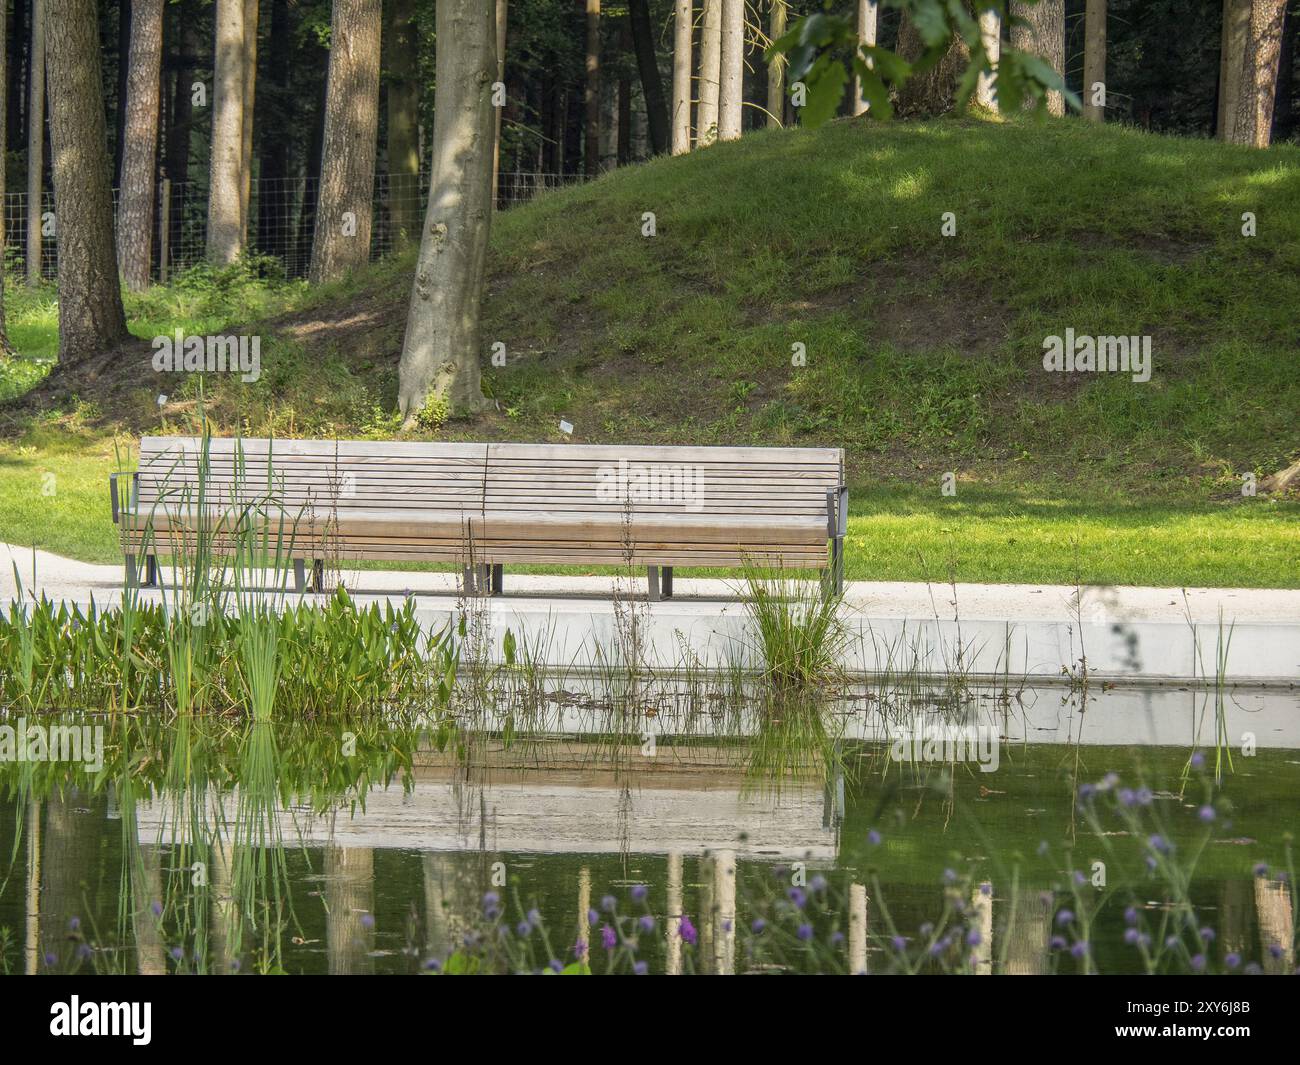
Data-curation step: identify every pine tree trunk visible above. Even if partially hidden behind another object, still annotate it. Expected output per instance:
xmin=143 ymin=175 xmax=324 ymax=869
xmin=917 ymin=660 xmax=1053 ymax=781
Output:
xmin=385 ymin=0 xmax=421 ymax=239
xmin=397 ymin=0 xmax=495 ymax=422
xmin=7 ymin=0 xmax=25 ymax=155
xmin=239 ymin=0 xmax=259 ymax=242
xmin=1010 ymin=0 xmax=1065 ymax=117
xmin=1230 ymin=0 xmax=1287 ymax=146
xmin=854 ymin=1 xmax=878 ymax=116
xmin=1218 ymin=0 xmax=1251 ymax=138
xmin=584 ymin=0 xmax=600 ymax=177
xmin=1082 ymin=0 xmax=1106 ymax=121
xmin=491 ymin=0 xmax=507 ymax=204
xmin=208 ymin=0 xmax=246 ymax=263
xmin=697 ymin=0 xmax=720 ymax=144
xmin=628 ymin=0 xmax=668 ymax=153
xmin=671 ymin=0 xmax=691 ymax=152
xmin=766 ymin=0 xmax=786 ymax=128
xmin=309 ymin=0 xmax=381 ymax=284
xmin=896 ymin=13 xmax=971 ymax=117
xmin=117 ymin=0 xmax=164 ymax=293
xmin=46 ymin=0 xmax=130 ymax=362
xmin=26 ymin=0 xmax=44 ymax=287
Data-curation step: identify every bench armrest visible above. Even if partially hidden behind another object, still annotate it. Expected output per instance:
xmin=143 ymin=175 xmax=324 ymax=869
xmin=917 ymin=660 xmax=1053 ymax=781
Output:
xmin=109 ymin=472 xmax=138 ymax=525
xmin=826 ymin=486 xmax=848 ymax=539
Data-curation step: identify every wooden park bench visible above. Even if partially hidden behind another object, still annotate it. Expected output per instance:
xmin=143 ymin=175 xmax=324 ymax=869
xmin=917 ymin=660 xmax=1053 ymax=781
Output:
xmin=113 ymin=437 xmax=847 ymax=598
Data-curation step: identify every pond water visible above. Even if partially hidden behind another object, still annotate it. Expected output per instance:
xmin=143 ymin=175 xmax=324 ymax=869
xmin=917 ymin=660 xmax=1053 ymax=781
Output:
xmin=2 ymin=681 xmax=1297 ymax=975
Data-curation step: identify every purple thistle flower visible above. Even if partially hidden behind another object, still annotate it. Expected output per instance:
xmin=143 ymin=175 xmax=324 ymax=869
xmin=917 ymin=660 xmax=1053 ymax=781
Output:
xmin=1119 ymin=788 xmax=1137 ymax=807
xmin=891 ymin=935 xmax=907 ymax=952
xmin=1124 ymin=906 xmax=1139 ymax=926
xmin=547 ymin=958 xmax=563 ymax=973
xmin=69 ymin=917 xmax=81 ymax=931
xmin=831 ymin=931 xmax=845 ymax=946
xmin=601 ymin=924 xmax=617 ymax=950
xmin=76 ymin=943 xmax=92 ymax=961
xmin=680 ymin=915 xmax=698 ymax=946
xmin=151 ymin=900 xmax=163 ymax=918
xmin=424 ymin=958 xmax=441 ymax=972
xmin=1190 ymin=954 xmax=1206 ymax=971
xmin=1199 ymin=805 xmax=1216 ymax=823
xmin=44 ymin=952 xmax=57 ymax=966
xmin=528 ymin=908 xmax=542 ymax=926
xmin=1124 ymin=928 xmax=1141 ymax=945
xmin=1200 ymin=927 xmax=1215 ymax=942
xmin=1148 ymin=834 xmax=1171 ymax=854
xmin=1225 ymin=952 xmax=1241 ymax=969
xmin=1055 ymin=909 xmax=1074 ymax=927
xmin=979 ymin=883 xmax=992 ymax=896
xmin=360 ymin=912 xmax=375 ymax=930
xmin=966 ymin=929 xmax=982 ymax=947
xmin=587 ymin=908 xmax=599 ymax=926
xmin=1190 ymin=752 xmax=1205 ymax=769
xmin=796 ymin=924 xmax=813 ymax=942
xmin=1037 ymin=840 xmax=1050 ymax=856
xmin=1269 ymin=942 xmax=1283 ymax=960
xmin=942 ymin=868 xmax=958 ymax=884
xmin=867 ymin=829 xmax=882 ymax=846
xmin=1253 ymin=862 xmax=1269 ymax=878
xmin=517 ymin=921 xmax=532 ymax=937
xmin=601 ymin=895 xmax=617 ymax=913
xmin=1136 ymin=787 xmax=1153 ymax=806
xmin=787 ymin=886 xmax=807 ymax=909
xmin=170 ymin=946 xmax=183 ymax=961
xmin=1049 ymin=936 xmax=1066 ymax=950
xmin=752 ymin=918 xmax=767 ymax=934
xmin=919 ymin=922 xmax=934 ymax=936
xmin=633 ymin=960 xmax=649 ymax=975
xmin=810 ymin=874 xmax=828 ymax=893
xmin=638 ymin=915 xmax=655 ymax=934
xmin=1070 ymin=941 xmax=1088 ymax=959
xmin=1166 ymin=935 xmax=1181 ymax=949
xmin=630 ymin=884 xmax=648 ymax=903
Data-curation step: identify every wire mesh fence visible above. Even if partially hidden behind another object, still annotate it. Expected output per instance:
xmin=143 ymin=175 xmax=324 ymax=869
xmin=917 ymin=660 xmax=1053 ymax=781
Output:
xmin=4 ymin=168 xmax=585 ymax=284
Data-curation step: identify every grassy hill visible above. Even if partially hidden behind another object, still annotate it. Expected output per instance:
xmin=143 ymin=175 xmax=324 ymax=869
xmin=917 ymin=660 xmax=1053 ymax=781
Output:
xmin=2 ymin=115 xmax=1297 ymax=585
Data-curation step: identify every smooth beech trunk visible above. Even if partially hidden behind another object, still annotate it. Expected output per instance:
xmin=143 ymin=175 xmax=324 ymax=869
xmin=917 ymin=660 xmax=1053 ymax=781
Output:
xmin=208 ymin=0 xmax=246 ymax=263
xmin=397 ymin=0 xmax=496 ymax=422
xmin=628 ymin=0 xmax=669 ymax=153
xmin=117 ymin=0 xmax=164 ymax=292
xmin=1010 ymin=0 xmax=1065 ymax=117
xmin=46 ymin=0 xmax=130 ymax=362
xmin=27 ymin=0 xmax=45 ymax=287
xmin=975 ymin=8 xmax=998 ymax=111
xmin=309 ymin=0 xmax=382 ymax=284
xmin=671 ymin=0 xmax=691 ymax=152
xmin=766 ymin=0 xmax=786 ymax=127
xmin=854 ymin=0 xmax=877 ymax=116
xmin=717 ymin=0 xmax=743 ymax=140
xmin=697 ymin=0 xmax=720 ymax=144
xmin=1082 ymin=0 xmax=1106 ymax=121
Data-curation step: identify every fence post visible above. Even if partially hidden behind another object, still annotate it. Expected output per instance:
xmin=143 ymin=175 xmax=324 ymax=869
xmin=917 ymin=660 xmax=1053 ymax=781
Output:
xmin=159 ymin=178 xmax=171 ymax=284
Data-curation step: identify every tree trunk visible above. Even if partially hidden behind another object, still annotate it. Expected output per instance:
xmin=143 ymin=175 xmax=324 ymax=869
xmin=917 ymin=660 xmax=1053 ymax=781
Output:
xmin=1082 ymin=0 xmax=1106 ymax=121
xmin=239 ymin=0 xmax=259 ymax=243
xmin=295 ymin=42 xmax=328 ymax=276
xmin=896 ymin=13 xmax=971 ymax=117
xmin=1009 ymin=0 xmax=1064 ymax=116
xmin=0 ymin=0 xmax=10 ymax=351
xmin=975 ymin=8 xmax=999 ymax=111
xmin=309 ymin=0 xmax=381 ymax=284
xmin=1273 ymin=2 xmax=1297 ymax=141
xmin=117 ymin=0 xmax=164 ymax=293
xmin=46 ymin=0 xmax=130 ymax=362
xmin=1230 ymin=0 xmax=1287 ymax=146
xmin=717 ymin=0 xmax=743 ymax=139
xmin=697 ymin=0 xmax=720 ymax=144
xmin=766 ymin=0 xmax=786 ymax=127
xmin=854 ymin=0 xmax=878 ymax=116
xmin=491 ymin=0 xmax=507 ymax=204
xmin=256 ymin=0 xmax=289 ymax=257
xmin=671 ymin=0 xmax=691 ymax=152
xmin=208 ymin=0 xmax=246 ymax=263
xmin=397 ymin=0 xmax=496 ymax=422
xmin=628 ymin=0 xmax=668 ymax=154
xmin=26 ymin=0 xmax=44 ymax=286
xmin=584 ymin=0 xmax=600 ymax=177
xmin=114 ymin=0 xmax=131 ymax=184
xmin=385 ymin=0 xmax=421 ymax=239
xmin=617 ymin=21 xmax=631 ymax=164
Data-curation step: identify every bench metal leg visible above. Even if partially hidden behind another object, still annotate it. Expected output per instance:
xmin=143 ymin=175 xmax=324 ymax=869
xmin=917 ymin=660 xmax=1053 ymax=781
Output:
xmin=647 ymin=566 xmax=662 ymax=602
xmin=460 ymin=564 xmax=491 ymax=596
xmin=662 ymin=566 xmax=674 ymax=600
xmin=293 ymin=559 xmax=306 ymax=593
xmin=125 ymin=555 xmax=138 ymax=589
xmin=825 ymin=538 xmax=844 ymax=598
xmin=489 ymin=564 xmax=503 ymax=596
xmin=312 ymin=559 xmax=325 ymax=593
xmin=144 ymin=555 xmax=158 ymax=588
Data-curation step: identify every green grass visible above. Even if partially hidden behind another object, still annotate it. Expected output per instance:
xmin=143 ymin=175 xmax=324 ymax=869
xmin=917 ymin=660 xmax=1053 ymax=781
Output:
xmin=1 ymin=115 xmax=1298 ymax=586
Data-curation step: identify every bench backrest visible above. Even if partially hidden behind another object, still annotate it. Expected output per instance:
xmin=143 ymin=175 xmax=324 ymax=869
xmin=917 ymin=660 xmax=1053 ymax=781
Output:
xmin=135 ymin=437 xmax=844 ymax=528
xmin=135 ymin=437 xmax=489 ymax=518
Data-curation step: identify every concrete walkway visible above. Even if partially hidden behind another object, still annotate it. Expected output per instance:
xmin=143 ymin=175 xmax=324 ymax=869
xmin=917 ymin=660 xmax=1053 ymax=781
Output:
xmin=4 ymin=542 xmax=1298 ymax=684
